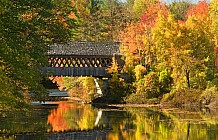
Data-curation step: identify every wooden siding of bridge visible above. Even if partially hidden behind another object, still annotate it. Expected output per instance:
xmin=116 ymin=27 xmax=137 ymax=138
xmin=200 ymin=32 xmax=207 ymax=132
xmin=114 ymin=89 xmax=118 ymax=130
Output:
xmin=43 ymin=67 xmax=110 ymax=77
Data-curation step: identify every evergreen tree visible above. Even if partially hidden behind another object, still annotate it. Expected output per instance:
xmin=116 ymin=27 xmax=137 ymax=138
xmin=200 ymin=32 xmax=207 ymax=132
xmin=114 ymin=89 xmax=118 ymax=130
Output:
xmin=74 ymin=0 xmax=133 ymax=41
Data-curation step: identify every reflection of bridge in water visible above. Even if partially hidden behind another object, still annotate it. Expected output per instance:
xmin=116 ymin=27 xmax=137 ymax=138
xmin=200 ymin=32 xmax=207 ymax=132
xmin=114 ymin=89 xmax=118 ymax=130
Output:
xmin=42 ymin=42 xmax=123 ymax=78
xmin=13 ymin=129 xmax=112 ymax=140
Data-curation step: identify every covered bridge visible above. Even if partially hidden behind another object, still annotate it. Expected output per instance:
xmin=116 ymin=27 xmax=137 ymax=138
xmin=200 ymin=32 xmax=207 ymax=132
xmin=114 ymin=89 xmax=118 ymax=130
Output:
xmin=42 ymin=42 xmax=123 ymax=77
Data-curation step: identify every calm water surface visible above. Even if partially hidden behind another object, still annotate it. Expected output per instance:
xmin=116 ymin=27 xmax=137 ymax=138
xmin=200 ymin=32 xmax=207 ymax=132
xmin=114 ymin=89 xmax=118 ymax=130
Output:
xmin=0 ymin=101 xmax=218 ymax=140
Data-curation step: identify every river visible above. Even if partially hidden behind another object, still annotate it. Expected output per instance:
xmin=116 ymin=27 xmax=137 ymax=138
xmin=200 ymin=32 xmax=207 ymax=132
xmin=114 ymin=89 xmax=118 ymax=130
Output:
xmin=0 ymin=101 xmax=218 ymax=140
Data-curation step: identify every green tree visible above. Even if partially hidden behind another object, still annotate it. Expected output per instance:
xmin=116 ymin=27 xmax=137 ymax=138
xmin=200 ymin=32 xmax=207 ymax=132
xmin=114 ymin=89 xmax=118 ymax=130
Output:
xmin=0 ymin=0 xmax=76 ymax=109
xmin=167 ymin=1 xmax=192 ymax=21
xmin=74 ymin=0 xmax=132 ymax=41
xmin=73 ymin=0 xmax=106 ymax=41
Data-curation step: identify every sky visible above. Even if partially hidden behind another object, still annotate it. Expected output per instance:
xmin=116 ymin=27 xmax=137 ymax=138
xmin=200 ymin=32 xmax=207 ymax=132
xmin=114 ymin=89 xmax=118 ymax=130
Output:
xmin=164 ymin=0 xmax=210 ymax=4
xmin=119 ymin=0 xmax=210 ymax=4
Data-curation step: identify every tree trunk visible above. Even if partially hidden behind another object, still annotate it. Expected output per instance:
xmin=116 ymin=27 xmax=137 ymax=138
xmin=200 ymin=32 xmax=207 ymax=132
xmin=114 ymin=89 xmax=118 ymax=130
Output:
xmin=185 ymin=70 xmax=190 ymax=88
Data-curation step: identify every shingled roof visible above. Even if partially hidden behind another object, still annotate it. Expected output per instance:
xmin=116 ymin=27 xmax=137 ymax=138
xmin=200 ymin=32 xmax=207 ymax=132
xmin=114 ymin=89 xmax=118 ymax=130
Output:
xmin=47 ymin=42 xmax=120 ymax=56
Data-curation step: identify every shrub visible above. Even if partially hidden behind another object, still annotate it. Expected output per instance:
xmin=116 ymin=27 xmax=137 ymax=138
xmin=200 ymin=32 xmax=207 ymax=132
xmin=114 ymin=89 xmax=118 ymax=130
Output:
xmin=159 ymin=69 xmax=173 ymax=94
xmin=134 ymin=64 xmax=146 ymax=81
xmin=161 ymin=92 xmax=175 ymax=103
xmin=161 ymin=88 xmax=202 ymax=107
xmin=125 ymin=94 xmax=147 ymax=104
xmin=200 ymin=86 xmax=218 ymax=106
xmin=125 ymin=93 xmax=160 ymax=104
xmin=135 ymin=72 xmax=161 ymax=99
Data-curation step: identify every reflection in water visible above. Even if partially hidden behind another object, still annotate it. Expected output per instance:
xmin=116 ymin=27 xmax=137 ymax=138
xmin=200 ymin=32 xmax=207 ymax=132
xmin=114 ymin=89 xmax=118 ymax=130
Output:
xmin=95 ymin=110 xmax=103 ymax=126
xmin=47 ymin=102 xmax=97 ymax=132
xmin=0 ymin=102 xmax=218 ymax=140
xmin=107 ymin=107 xmax=218 ymax=140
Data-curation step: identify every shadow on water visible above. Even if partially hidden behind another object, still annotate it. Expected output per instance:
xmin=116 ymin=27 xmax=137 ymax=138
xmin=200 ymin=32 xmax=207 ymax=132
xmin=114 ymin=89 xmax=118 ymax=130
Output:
xmin=0 ymin=101 xmax=218 ymax=140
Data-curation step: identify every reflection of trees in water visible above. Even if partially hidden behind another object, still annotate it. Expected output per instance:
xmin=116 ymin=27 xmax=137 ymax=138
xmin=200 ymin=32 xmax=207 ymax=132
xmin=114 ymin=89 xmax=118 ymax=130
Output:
xmin=1 ymin=104 xmax=218 ymax=140
xmin=47 ymin=102 xmax=97 ymax=132
xmin=102 ymin=110 xmax=133 ymax=140
xmin=46 ymin=104 xmax=218 ymax=140
xmin=97 ymin=107 xmax=218 ymax=140
xmin=123 ymin=107 xmax=218 ymax=140
xmin=0 ymin=108 xmax=51 ymax=134
xmin=115 ymin=108 xmax=174 ymax=140
xmin=47 ymin=103 xmax=73 ymax=132
xmin=200 ymin=108 xmax=218 ymax=124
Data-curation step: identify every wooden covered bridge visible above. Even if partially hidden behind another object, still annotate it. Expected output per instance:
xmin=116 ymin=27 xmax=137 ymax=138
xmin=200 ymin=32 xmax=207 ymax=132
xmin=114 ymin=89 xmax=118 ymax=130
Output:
xmin=42 ymin=42 xmax=123 ymax=77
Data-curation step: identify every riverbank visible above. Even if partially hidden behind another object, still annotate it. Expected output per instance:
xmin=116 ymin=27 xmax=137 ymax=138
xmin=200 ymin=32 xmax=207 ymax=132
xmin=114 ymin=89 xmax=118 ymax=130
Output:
xmin=45 ymin=88 xmax=218 ymax=110
xmin=91 ymin=90 xmax=218 ymax=110
xmin=92 ymin=102 xmax=218 ymax=111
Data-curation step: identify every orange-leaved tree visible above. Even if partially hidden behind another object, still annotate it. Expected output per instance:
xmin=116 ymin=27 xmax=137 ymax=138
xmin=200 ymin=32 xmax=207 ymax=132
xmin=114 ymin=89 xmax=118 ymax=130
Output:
xmin=186 ymin=0 xmax=209 ymax=19
xmin=119 ymin=1 xmax=168 ymax=77
xmin=119 ymin=2 xmax=170 ymax=100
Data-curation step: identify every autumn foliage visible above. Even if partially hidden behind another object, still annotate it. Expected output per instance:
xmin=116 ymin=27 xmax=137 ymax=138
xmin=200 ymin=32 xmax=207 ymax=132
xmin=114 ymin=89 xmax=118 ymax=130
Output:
xmin=49 ymin=76 xmax=96 ymax=102
xmin=44 ymin=1 xmax=218 ymax=106
xmin=119 ymin=1 xmax=218 ymax=104
xmin=47 ymin=102 xmax=73 ymax=132
xmin=140 ymin=2 xmax=168 ymax=27
xmin=47 ymin=102 xmax=96 ymax=132
xmin=1 ymin=0 xmax=218 ymax=108
xmin=186 ymin=1 xmax=209 ymax=18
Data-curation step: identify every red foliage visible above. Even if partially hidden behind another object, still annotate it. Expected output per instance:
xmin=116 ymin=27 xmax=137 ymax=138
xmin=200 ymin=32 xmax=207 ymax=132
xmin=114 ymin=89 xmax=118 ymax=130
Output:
xmin=119 ymin=22 xmax=146 ymax=55
xmin=186 ymin=1 xmax=209 ymax=18
xmin=119 ymin=2 xmax=169 ymax=65
xmin=47 ymin=102 xmax=73 ymax=132
xmin=140 ymin=2 xmax=168 ymax=27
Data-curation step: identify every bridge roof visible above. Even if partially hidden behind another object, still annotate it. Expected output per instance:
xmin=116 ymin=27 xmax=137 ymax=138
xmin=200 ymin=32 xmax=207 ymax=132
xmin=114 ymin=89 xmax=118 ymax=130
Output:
xmin=47 ymin=42 xmax=120 ymax=56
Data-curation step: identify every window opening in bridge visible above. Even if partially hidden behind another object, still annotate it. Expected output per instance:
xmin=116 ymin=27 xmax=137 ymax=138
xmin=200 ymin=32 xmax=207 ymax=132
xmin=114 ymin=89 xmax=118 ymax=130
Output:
xmin=66 ymin=58 xmax=71 ymax=67
xmin=62 ymin=59 xmax=66 ymax=67
xmin=96 ymin=60 xmax=100 ymax=67
xmin=72 ymin=58 xmax=76 ymax=67
xmin=48 ymin=57 xmax=113 ymax=68
xmin=85 ymin=58 xmax=90 ymax=67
